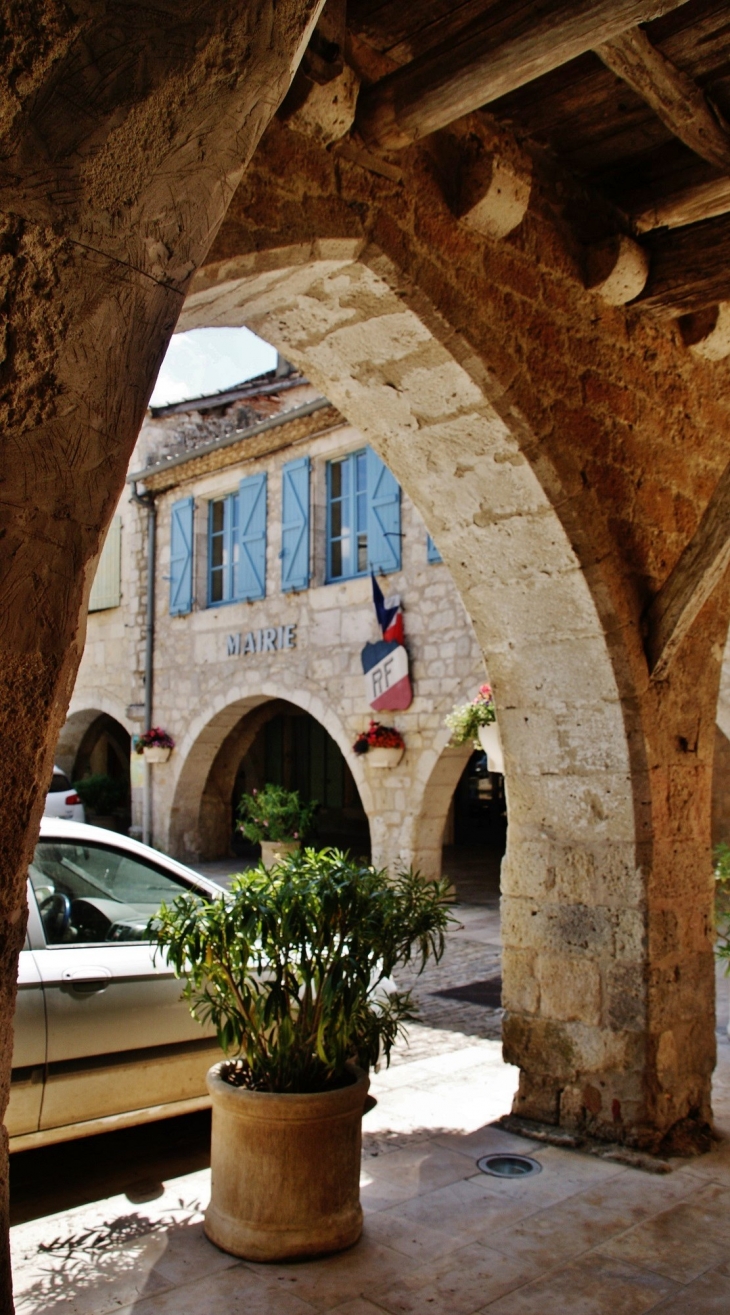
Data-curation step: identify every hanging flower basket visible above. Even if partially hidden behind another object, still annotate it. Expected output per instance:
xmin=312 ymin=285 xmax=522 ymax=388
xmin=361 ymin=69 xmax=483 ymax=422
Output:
xmin=144 ymin=745 xmax=172 ymax=763
xmin=366 ymin=745 xmax=404 ymax=769
xmin=353 ymin=721 xmax=405 ymax=769
xmin=478 ymin=721 xmax=504 ymax=775
xmin=136 ymin=727 xmax=175 ymax=763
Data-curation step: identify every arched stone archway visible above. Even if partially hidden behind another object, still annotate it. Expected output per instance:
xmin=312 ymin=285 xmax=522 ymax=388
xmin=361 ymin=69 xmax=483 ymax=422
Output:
xmin=166 ymin=683 xmax=375 ymax=861
xmin=179 ymin=241 xmax=649 ymax=1139
xmin=407 ymin=736 xmax=474 ymax=881
xmin=55 ymin=701 xmax=133 ymax=781
xmin=173 ymin=113 xmax=730 ymax=1149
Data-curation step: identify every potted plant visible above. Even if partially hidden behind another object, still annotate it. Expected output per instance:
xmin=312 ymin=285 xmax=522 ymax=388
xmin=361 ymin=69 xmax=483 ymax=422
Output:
xmin=237 ymin=783 xmax=316 ymax=869
xmin=136 ymin=726 xmax=175 ymax=763
xmin=151 ymin=849 xmax=450 ymax=1261
xmin=445 ymin=682 xmax=504 ymax=774
xmin=353 ymin=720 xmax=405 ymax=768
xmin=72 ymin=773 xmax=125 ymax=830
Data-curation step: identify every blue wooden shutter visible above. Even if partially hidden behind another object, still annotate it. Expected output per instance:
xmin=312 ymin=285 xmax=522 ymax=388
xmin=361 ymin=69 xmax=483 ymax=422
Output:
xmin=238 ymin=472 xmax=267 ymax=600
xmin=366 ymin=447 xmax=401 ymax=574
xmin=427 ymin=534 xmax=443 ymax=564
xmin=281 ymin=455 xmax=310 ymax=592
xmin=169 ymin=497 xmax=194 ymax=615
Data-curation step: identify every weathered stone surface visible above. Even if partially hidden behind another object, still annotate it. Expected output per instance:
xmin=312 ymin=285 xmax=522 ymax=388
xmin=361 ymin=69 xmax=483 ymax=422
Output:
xmin=0 ymin=6 xmax=322 ymax=1306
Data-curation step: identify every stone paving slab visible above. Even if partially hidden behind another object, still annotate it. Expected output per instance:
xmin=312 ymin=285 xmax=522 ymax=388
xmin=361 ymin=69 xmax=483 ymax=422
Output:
xmin=11 ymin=901 xmax=730 ymax=1314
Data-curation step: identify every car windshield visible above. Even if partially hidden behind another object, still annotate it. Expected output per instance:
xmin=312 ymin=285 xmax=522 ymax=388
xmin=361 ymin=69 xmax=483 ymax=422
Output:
xmin=29 ymin=839 xmax=198 ymax=945
xmin=49 ymin=772 xmax=71 ymax=793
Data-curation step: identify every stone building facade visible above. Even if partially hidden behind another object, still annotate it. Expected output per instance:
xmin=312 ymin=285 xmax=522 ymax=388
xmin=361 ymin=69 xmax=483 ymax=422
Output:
xmin=58 ymin=367 xmax=490 ymax=879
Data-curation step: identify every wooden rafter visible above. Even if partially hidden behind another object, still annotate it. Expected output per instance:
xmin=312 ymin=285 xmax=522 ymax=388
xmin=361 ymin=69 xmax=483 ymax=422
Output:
xmin=631 ymin=212 xmax=730 ymax=316
xmin=595 ymin=27 xmax=730 ymax=174
xmin=634 ymin=175 xmax=730 ymax=233
xmin=646 ymin=461 xmax=730 ymax=681
xmin=355 ymin=0 xmax=692 ymax=151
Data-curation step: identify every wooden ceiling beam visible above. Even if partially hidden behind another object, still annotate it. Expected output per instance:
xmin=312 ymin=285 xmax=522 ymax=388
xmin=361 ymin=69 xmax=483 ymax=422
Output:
xmin=631 ymin=212 xmax=730 ymax=316
xmin=646 ymin=461 xmax=730 ymax=681
xmin=595 ymin=28 xmax=730 ymax=174
xmin=634 ymin=175 xmax=730 ymax=233
xmin=355 ymin=0 xmax=692 ymax=152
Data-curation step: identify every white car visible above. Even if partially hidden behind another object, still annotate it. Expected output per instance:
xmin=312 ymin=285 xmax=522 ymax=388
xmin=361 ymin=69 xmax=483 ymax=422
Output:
xmin=9 ymin=819 xmax=224 ymax=1151
xmin=44 ymin=767 xmax=85 ymax=823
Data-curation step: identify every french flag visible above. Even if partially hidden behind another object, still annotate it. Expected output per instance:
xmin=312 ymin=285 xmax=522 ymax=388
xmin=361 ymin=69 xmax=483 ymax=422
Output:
xmin=372 ymin=572 xmax=404 ymax=644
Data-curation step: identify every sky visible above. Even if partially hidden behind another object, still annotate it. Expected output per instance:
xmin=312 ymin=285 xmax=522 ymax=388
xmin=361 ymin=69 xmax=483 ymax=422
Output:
xmin=149 ymin=327 xmax=279 ymax=407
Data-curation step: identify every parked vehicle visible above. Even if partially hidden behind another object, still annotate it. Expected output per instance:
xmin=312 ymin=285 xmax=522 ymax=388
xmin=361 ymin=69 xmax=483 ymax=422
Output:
xmin=9 ymin=819 xmax=223 ymax=1151
xmin=43 ymin=768 xmax=85 ymax=823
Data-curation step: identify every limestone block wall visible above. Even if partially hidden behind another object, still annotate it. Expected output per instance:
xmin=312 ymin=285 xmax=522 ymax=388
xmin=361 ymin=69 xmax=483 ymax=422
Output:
xmin=68 ymin=415 xmax=486 ymax=876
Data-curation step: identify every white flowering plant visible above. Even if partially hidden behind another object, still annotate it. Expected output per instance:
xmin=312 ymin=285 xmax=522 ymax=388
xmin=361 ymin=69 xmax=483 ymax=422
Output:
xmin=445 ymin=683 xmax=496 ymax=746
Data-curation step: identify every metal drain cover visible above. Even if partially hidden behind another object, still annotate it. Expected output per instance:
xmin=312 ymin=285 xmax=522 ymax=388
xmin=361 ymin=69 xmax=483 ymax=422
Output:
xmin=476 ymin=1153 xmax=542 ymax=1179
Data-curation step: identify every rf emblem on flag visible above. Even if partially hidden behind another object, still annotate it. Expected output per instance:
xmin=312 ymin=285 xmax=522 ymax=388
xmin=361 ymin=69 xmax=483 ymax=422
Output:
xmin=361 ymin=640 xmax=413 ymax=711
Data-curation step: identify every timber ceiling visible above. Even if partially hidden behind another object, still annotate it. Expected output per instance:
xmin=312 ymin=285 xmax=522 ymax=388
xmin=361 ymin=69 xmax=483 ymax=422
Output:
xmin=321 ymin=0 xmax=730 ymax=330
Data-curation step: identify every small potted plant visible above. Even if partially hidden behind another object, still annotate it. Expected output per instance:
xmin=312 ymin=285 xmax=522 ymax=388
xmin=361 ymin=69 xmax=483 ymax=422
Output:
xmin=237 ymin=783 xmax=316 ymax=869
xmin=136 ymin=726 xmax=175 ymax=763
xmin=72 ymin=773 xmax=125 ymax=830
xmin=151 ymin=849 xmax=450 ymax=1261
xmin=445 ymin=683 xmax=503 ymax=774
xmin=353 ymin=720 xmax=405 ymax=768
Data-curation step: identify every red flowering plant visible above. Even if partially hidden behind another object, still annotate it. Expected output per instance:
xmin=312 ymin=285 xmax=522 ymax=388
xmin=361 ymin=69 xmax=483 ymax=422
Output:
xmin=135 ymin=726 xmax=175 ymax=754
xmin=445 ymin=683 xmax=496 ymax=746
xmin=353 ymin=720 xmax=405 ymax=755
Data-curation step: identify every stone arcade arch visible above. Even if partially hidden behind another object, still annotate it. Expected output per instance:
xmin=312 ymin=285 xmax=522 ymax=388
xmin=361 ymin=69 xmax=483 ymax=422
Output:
xmin=177 ymin=245 xmax=656 ymax=1142
xmin=408 ymin=736 xmax=477 ymax=882
xmin=166 ymin=684 xmax=375 ymax=862
xmin=55 ymin=702 xmax=133 ymax=783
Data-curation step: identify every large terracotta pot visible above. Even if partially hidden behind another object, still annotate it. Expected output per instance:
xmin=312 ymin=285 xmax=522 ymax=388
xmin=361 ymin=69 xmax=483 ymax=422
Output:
xmin=205 ymin=1063 xmax=369 ymax=1261
xmin=260 ymin=838 xmax=300 ymax=870
xmin=478 ymin=721 xmax=504 ymax=775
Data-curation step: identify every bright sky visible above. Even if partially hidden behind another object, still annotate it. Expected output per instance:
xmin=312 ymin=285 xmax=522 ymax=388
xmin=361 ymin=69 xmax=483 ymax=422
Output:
xmin=149 ymin=327 xmax=279 ymax=407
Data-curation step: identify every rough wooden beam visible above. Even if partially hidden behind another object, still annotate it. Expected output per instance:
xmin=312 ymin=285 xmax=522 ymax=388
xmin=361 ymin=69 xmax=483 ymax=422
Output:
xmin=596 ymin=28 xmax=730 ymax=173
xmin=635 ymin=175 xmax=730 ymax=232
xmin=356 ymin=0 xmax=691 ymax=152
xmin=631 ymin=212 xmax=730 ymax=316
xmin=646 ymin=461 xmax=730 ymax=680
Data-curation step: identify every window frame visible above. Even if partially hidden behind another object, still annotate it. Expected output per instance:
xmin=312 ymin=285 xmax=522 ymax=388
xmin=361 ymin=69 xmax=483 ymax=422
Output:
xmin=326 ymin=449 xmax=369 ymax=583
xmin=207 ymin=491 xmax=239 ymax=607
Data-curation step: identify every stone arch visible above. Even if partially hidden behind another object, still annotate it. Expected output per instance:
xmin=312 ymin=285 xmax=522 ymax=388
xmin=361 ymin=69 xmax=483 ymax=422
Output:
xmin=178 ymin=242 xmax=650 ymax=1139
xmin=167 ymin=681 xmax=375 ymax=860
xmin=407 ymin=733 xmax=474 ymax=880
xmin=55 ymin=699 xmax=133 ymax=780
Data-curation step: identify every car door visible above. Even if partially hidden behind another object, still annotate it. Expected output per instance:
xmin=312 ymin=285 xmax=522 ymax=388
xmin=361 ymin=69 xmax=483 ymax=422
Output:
xmin=7 ymin=895 xmax=47 ymax=1138
xmin=28 ymin=834 xmax=220 ymax=1134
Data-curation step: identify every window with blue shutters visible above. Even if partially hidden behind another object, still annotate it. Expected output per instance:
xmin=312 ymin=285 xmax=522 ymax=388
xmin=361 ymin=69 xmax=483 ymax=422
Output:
xmin=427 ymin=534 xmax=443 ymax=564
xmin=366 ymin=447 xmax=401 ymax=574
xmin=208 ymin=493 xmax=239 ymax=605
xmin=326 ymin=448 xmax=401 ymax=582
xmin=170 ymin=497 xmax=194 ymax=616
xmin=281 ymin=456 xmax=310 ymax=592
xmin=238 ymin=471 xmax=267 ymax=601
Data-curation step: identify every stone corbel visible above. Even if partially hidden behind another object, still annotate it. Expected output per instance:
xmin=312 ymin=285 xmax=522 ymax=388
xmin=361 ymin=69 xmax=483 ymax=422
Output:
xmin=584 ymin=234 xmax=650 ymax=306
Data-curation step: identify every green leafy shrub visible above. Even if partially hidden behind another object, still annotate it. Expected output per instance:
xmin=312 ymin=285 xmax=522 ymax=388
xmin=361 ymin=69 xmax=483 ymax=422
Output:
xmin=445 ymin=683 xmax=496 ymax=746
xmin=150 ymin=848 xmax=452 ymax=1093
xmin=236 ymin=783 xmax=316 ymax=844
xmin=72 ymin=773 xmax=124 ymax=815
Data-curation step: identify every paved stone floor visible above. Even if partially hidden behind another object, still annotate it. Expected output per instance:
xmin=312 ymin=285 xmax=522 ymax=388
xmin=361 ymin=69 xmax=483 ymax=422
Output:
xmin=11 ymin=851 xmax=730 ymax=1314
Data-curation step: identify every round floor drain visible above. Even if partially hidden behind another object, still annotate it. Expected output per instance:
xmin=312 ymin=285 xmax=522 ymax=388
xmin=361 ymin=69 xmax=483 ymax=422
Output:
xmin=476 ymin=1153 xmax=542 ymax=1179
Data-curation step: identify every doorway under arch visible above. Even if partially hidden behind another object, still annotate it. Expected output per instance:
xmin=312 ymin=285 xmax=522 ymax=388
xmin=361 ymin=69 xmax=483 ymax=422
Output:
xmin=231 ymin=704 xmax=370 ymax=859
xmin=54 ymin=708 xmax=132 ymax=830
